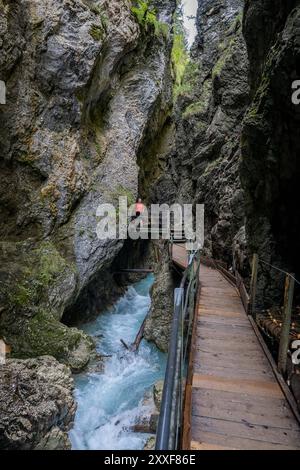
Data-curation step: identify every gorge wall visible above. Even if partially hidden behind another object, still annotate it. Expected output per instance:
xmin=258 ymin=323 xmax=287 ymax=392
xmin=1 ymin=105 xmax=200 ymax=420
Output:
xmin=155 ymin=0 xmax=300 ymax=303
xmin=0 ymin=0 xmax=176 ymax=371
xmin=1 ymin=0 xmax=300 ymax=450
xmin=0 ymin=0 xmax=176 ymax=449
xmin=241 ymin=0 xmax=300 ymax=306
xmin=154 ymin=0 xmax=250 ymax=272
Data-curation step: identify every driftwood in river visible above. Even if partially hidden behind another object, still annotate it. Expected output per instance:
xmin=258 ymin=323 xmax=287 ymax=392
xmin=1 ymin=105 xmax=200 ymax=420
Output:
xmin=120 ymin=315 xmax=148 ymax=353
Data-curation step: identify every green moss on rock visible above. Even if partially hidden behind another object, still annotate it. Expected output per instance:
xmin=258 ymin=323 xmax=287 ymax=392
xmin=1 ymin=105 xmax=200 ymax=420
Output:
xmin=182 ymin=79 xmax=212 ymax=119
xmin=110 ymin=185 xmax=136 ymax=207
xmin=0 ymin=240 xmax=94 ymax=372
xmin=5 ymin=309 xmax=94 ymax=372
xmin=175 ymin=60 xmax=200 ymax=99
xmin=89 ymin=9 xmax=108 ymax=42
xmin=131 ymin=0 xmax=169 ymax=39
xmin=212 ymin=14 xmax=243 ymax=80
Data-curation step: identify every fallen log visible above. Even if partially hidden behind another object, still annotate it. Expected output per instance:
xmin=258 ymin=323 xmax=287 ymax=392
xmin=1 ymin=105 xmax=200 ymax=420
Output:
xmin=131 ymin=316 xmax=147 ymax=352
xmin=120 ymin=339 xmax=130 ymax=350
xmin=120 ymin=315 xmax=148 ymax=353
xmin=257 ymin=317 xmax=300 ymax=344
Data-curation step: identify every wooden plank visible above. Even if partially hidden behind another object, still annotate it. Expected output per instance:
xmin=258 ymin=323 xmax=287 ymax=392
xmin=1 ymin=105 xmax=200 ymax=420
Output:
xmin=191 ymin=430 xmax=299 ymax=450
xmin=199 ymin=302 xmax=242 ymax=310
xmin=198 ymin=309 xmax=246 ymax=319
xmin=201 ymin=287 xmax=239 ymax=295
xmin=193 ymin=351 xmax=272 ymax=372
xmin=194 ymin=363 xmax=275 ymax=381
xmin=192 ymin=416 xmax=300 ymax=447
xmin=191 ymin=440 xmax=236 ymax=451
xmin=196 ymin=328 xmax=260 ymax=343
xmin=195 ymin=337 xmax=266 ymax=353
xmin=192 ymin=374 xmax=283 ymax=398
xmin=199 ymin=302 xmax=243 ymax=310
xmin=192 ymin=389 xmax=299 ymax=430
xmin=199 ymin=299 xmax=243 ymax=306
xmin=199 ymin=301 xmax=243 ymax=308
xmin=200 ymin=294 xmax=240 ymax=300
xmin=197 ymin=315 xmax=251 ymax=327
xmin=198 ymin=319 xmax=253 ymax=332
xmin=194 ymin=348 xmax=268 ymax=364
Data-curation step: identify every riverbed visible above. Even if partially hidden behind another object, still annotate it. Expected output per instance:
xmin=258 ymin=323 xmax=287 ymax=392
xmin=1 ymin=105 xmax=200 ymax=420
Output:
xmin=70 ymin=275 xmax=166 ymax=450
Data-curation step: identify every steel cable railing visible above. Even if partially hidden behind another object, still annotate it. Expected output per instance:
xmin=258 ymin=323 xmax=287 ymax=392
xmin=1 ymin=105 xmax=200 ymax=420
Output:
xmin=155 ymin=248 xmax=201 ymax=450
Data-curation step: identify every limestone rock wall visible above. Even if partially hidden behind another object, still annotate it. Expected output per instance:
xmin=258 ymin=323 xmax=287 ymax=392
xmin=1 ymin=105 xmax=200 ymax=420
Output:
xmin=241 ymin=0 xmax=300 ymax=306
xmin=0 ymin=0 xmax=176 ymax=367
xmin=156 ymin=0 xmax=249 ymax=266
xmin=0 ymin=356 xmax=75 ymax=450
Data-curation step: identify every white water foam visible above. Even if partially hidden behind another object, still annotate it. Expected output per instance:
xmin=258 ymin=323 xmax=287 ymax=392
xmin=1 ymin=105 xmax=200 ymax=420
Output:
xmin=70 ymin=275 xmax=166 ymax=450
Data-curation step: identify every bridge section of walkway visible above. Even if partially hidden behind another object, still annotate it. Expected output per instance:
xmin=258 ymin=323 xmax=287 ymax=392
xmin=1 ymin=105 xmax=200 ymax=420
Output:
xmin=171 ymin=244 xmax=300 ymax=450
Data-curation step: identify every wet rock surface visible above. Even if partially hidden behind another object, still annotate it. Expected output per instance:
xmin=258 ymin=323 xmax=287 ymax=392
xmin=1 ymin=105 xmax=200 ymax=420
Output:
xmin=155 ymin=0 xmax=249 ymax=265
xmin=0 ymin=356 xmax=75 ymax=450
xmin=0 ymin=0 xmax=176 ymax=450
xmin=241 ymin=0 xmax=300 ymax=306
xmin=0 ymin=0 xmax=175 ymax=364
xmin=144 ymin=243 xmax=175 ymax=352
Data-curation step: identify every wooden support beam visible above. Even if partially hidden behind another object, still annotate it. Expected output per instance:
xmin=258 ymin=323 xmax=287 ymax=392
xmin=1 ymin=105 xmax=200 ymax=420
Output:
xmin=116 ymin=268 xmax=154 ymax=274
xmin=250 ymin=253 xmax=258 ymax=319
xmin=278 ymin=274 xmax=295 ymax=376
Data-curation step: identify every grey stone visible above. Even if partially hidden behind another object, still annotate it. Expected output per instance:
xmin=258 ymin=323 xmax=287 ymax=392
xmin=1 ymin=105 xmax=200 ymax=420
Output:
xmin=0 ymin=356 xmax=75 ymax=450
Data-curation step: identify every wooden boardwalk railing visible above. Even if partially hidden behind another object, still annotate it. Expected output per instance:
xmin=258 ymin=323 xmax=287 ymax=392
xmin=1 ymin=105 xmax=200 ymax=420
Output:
xmin=170 ymin=244 xmax=300 ymax=450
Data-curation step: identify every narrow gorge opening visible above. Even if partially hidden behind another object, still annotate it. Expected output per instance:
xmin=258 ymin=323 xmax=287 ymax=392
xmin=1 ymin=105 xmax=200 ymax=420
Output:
xmin=1 ymin=0 xmax=300 ymax=453
xmin=64 ymin=1 xmax=198 ymax=450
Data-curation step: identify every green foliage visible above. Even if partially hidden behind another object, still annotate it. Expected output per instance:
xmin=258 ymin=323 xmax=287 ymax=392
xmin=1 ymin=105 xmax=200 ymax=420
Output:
xmin=89 ymin=6 xmax=108 ymax=41
xmin=171 ymin=4 xmax=189 ymax=98
xmin=90 ymin=23 xmax=105 ymax=41
xmin=131 ymin=1 xmax=169 ymax=38
xmin=175 ymin=59 xmax=200 ymax=99
xmin=172 ymin=31 xmax=189 ymax=98
xmin=171 ymin=4 xmax=200 ymax=100
xmin=89 ymin=4 xmax=101 ymax=15
xmin=111 ymin=185 xmax=135 ymax=207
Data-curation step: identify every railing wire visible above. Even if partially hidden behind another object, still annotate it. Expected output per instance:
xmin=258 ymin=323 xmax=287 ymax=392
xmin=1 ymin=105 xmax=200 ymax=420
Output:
xmin=155 ymin=247 xmax=201 ymax=450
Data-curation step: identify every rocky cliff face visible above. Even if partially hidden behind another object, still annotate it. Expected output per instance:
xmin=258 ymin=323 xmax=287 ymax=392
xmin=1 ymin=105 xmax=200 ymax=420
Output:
xmin=143 ymin=0 xmax=250 ymax=352
xmin=0 ymin=0 xmax=176 ymax=368
xmin=155 ymin=0 xmax=249 ymax=268
xmin=0 ymin=356 xmax=75 ymax=449
xmin=144 ymin=241 xmax=175 ymax=351
xmin=241 ymin=0 xmax=300 ymax=305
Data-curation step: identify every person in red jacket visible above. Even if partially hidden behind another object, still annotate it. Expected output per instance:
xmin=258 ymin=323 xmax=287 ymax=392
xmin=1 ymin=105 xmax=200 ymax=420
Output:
xmin=135 ymin=198 xmax=145 ymax=218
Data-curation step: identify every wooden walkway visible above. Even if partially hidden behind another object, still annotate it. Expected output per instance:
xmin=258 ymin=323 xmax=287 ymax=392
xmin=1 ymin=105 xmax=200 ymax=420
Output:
xmin=172 ymin=244 xmax=300 ymax=450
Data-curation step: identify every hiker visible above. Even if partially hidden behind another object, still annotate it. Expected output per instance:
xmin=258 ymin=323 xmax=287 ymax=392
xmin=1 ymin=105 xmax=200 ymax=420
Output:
xmin=134 ymin=198 xmax=145 ymax=218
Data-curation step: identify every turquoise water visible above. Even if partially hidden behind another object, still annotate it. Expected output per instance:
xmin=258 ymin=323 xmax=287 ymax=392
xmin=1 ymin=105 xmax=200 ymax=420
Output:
xmin=70 ymin=275 xmax=166 ymax=450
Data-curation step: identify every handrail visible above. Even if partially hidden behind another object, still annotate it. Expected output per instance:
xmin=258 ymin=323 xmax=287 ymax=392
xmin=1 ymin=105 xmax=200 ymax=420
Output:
xmin=155 ymin=248 xmax=201 ymax=450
